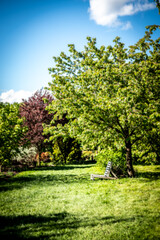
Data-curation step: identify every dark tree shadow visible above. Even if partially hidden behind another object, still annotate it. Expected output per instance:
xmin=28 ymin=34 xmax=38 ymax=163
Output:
xmin=0 ymin=213 xmax=145 ymax=240
xmin=0 ymin=164 xmax=95 ymax=192
xmin=0 ymin=172 xmax=90 ymax=192
xmin=135 ymin=171 xmax=160 ymax=181
xmin=33 ymin=164 xmax=94 ymax=171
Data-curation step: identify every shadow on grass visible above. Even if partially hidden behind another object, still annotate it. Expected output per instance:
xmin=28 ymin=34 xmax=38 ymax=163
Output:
xmin=0 ymin=212 xmax=143 ymax=240
xmin=0 ymin=172 xmax=89 ymax=192
xmin=0 ymin=164 xmax=94 ymax=192
xmin=33 ymin=164 xmax=94 ymax=171
xmin=135 ymin=171 xmax=160 ymax=180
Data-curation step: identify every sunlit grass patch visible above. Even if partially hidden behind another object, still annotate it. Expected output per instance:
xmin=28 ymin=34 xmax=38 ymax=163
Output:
xmin=0 ymin=164 xmax=160 ymax=239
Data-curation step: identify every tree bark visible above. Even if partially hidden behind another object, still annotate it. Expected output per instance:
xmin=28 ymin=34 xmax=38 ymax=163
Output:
xmin=156 ymin=152 xmax=160 ymax=164
xmin=37 ymin=144 xmax=42 ymax=166
xmin=57 ymin=139 xmax=66 ymax=164
xmin=125 ymin=139 xmax=135 ymax=177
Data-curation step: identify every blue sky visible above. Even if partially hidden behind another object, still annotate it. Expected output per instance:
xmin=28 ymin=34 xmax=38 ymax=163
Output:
xmin=0 ymin=0 xmax=159 ymax=103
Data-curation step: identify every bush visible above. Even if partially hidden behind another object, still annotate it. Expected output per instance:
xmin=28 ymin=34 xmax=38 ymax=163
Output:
xmin=132 ymin=149 xmax=158 ymax=165
xmin=11 ymin=146 xmax=37 ymax=169
xmin=95 ymin=147 xmax=126 ymax=176
xmin=81 ymin=150 xmax=95 ymax=163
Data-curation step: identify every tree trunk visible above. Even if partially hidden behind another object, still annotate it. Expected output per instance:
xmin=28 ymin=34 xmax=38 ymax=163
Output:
xmin=37 ymin=145 xmax=42 ymax=167
xmin=125 ymin=139 xmax=135 ymax=177
xmin=57 ymin=138 xmax=67 ymax=164
xmin=156 ymin=152 xmax=160 ymax=164
xmin=37 ymin=153 xmax=40 ymax=166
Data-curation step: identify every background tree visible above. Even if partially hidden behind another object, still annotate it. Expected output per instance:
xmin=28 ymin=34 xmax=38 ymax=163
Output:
xmin=50 ymin=137 xmax=82 ymax=165
xmin=45 ymin=25 xmax=160 ymax=177
xmin=43 ymin=109 xmax=82 ymax=165
xmin=0 ymin=102 xmax=26 ymax=171
xmin=155 ymin=0 xmax=160 ymax=13
xmin=19 ymin=90 xmax=54 ymax=165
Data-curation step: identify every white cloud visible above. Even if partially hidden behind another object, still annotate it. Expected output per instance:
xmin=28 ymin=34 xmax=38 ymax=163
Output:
xmin=0 ymin=90 xmax=33 ymax=103
xmin=121 ymin=21 xmax=132 ymax=30
xmin=89 ymin=0 xmax=156 ymax=29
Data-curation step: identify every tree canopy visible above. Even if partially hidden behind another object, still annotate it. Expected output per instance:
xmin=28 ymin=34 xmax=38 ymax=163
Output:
xmin=45 ymin=25 xmax=160 ymax=177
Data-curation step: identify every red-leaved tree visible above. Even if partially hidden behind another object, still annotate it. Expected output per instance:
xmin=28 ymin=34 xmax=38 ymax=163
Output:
xmin=19 ymin=90 xmax=54 ymax=164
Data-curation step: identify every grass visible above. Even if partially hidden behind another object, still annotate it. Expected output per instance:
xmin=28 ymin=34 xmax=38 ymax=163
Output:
xmin=0 ymin=164 xmax=160 ymax=240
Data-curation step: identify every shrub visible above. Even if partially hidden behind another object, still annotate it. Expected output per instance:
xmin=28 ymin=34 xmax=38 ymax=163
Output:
xmin=95 ymin=147 xmax=126 ymax=176
xmin=11 ymin=146 xmax=37 ymax=168
xmin=81 ymin=150 xmax=95 ymax=163
xmin=132 ymin=149 xmax=158 ymax=165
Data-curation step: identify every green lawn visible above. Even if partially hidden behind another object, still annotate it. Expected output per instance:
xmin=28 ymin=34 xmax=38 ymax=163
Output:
xmin=0 ymin=164 xmax=160 ymax=240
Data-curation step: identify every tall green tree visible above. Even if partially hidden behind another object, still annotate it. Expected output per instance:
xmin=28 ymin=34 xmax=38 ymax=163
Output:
xmin=0 ymin=102 xmax=26 ymax=171
xmin=45 ymin=25 xmax=160 ymax=177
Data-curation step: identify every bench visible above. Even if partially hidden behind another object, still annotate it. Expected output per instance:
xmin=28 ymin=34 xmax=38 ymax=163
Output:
xmin=91 ymin=161 xmax=118 ymax=180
